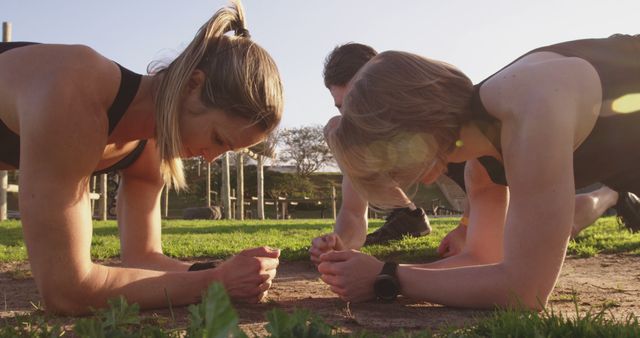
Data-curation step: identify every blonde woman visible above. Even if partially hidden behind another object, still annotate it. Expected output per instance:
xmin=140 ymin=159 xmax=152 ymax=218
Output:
xmin=0 ymin=1 xmax=282 ymax=315
xmin=320 ymin=34 xmax=640 ymax=307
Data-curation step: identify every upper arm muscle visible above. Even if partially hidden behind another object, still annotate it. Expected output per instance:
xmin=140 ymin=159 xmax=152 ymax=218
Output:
xmin=478 ymin=54 xmax=598 ymax=301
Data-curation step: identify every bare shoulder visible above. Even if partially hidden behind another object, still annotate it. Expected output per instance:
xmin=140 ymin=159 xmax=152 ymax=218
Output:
xmin=12 ymin=45 xmax=123 ymax=176
xmin=2 ymin=44 xmax=120 ymax=108
xmin=2 ymin=44 xmax=113 ymax=76
xmin=479 ymin=52 xmax=602 ymax=122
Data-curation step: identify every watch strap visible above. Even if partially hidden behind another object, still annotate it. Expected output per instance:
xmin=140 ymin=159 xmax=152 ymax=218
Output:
xmin=380 ymin=261 xmax=398 ymax=277
xmin=188 ymin=261 xmax=217 ymax=271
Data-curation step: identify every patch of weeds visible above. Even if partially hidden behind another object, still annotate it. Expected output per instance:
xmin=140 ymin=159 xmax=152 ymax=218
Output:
xmin=9 ymin=269 xmax=32 ymax=280
xmin=0 ymin=312 xmax=65 ymax=337
xmin=466 ymin=300 xmax=640 ymax=338
xmin=549 ymin=289 xmax=579 ymax=303
xmin=74 ymin=296 xmax=175 ymax=337
xmin=348 ymin=329 xmax=434 ymax=338
xmin=265 ymin=308 xmax=335 ymax=338
xmin=71 ymin=283 xmax=246 ymax=337
xmin=29 ymin=301 xmax=45 ymax=312
xmin=568 ymin=242 xmax=599 ymax=258
xmin=186 ymin=283 xmax=246 ymax=337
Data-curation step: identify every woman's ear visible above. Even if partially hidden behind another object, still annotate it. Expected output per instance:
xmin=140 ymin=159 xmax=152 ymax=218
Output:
xmin=185 ymin=69 xmax=206 ymax=96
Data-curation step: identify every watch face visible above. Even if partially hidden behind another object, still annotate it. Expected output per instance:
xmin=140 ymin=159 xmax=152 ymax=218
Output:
xmin=374 ymin=275 xmax=399 ymax=301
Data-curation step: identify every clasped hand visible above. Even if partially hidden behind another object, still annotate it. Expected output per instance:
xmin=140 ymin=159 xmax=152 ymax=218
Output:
xmin=310 ymin=233 xmax=384 ymax=302
xmin=437 ymin=223 xmax=467 ymax=258
xmin=213 ymin=246 xmax=280 ymax=303
xmin=309 ymin=232 xmax=345 ymax=265
xmin=318 ymin=249 xmax=383 ymax=302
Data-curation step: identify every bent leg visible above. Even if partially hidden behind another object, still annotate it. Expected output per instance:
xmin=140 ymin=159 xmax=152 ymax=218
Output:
xmin=572 ymin=185 xmax=618 ymax=238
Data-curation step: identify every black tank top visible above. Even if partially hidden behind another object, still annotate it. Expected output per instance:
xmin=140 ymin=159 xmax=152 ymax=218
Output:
xmin=469 ymin=34 xmax=640 ymax=190
xmin=0 ymin=42 xmax=146 ymax=174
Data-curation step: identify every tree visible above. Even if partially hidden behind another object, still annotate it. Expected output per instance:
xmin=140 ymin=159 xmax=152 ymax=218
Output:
xmin=278 ymin=125 xmax=334 ymax=177
xmin=264 ymin=171 xmax=316 ymax=199
xmin=240 ymin=166 xmax=316 ymax=199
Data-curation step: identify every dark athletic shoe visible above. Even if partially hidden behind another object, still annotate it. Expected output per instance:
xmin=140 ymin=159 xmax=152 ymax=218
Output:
xmin=364 ymin=207 xmax=432 ymax=246
xmin=616 ymin=192 xmax=640 ymax=233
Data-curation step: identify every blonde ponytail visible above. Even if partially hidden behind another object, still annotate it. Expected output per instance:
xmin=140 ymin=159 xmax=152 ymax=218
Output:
xmin=152 ymin=0 xmax=283 ymax=190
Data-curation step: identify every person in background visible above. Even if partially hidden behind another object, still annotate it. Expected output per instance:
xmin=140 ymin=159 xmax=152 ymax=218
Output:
xmin=310 ymin=43 xmax=432 ymax=267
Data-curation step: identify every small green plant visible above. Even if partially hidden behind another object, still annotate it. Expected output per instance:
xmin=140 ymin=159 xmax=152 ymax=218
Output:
xmin=0 ymin=313 xmax=64 ymax=337
xmin=72 ymin=283 xmax=245 ymax=338
xmin=74 ymin=296 xmax=173 ymax=337
xmin=186 ymin=283 xmax=246 ymax=338
xmin=265 ymin=308 xmax=334 ymax=338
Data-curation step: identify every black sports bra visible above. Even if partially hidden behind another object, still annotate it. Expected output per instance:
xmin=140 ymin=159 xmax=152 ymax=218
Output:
xmin=469 ymin=34 xmax=640 ymax=189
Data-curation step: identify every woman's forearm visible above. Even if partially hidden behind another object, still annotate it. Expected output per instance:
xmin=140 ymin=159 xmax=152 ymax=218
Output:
xmin=396 ymin=262 xmax=535 ymax=309
xmin=418 ymin=250 xmax=497 ymax=269
xmin=334 ymin=212 xmax=367 ymax=250
xmin=334 ymin=176 xmax=369 ymax=249
xmin=44 ymin=262 xmax=215 ymax=315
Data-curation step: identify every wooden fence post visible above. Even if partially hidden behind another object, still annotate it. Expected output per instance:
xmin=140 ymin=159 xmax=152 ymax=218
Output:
xmin=0 ymin=22 xmax=12 ymax=221
xmin=163 ymin=185 xmax=169 ymax=218
xmin=2 ymin=22 xmax=10 ymax=42
xmin=222 ymin=153 xmax=231 ymax=219
xmin=257 ymin=156 xmax=265 ymax=220
xmin=99 ymin=174 xmax=108 ymax=220
xmin=331 ymin=185 xmax=337 ymax=220
xmin=0 ymin=172 xmax=6 ymax=221
xmin=236 ymin=153 xmax=244 ymax=220
xmin=206 ymin=162 xmax=211 ymax=208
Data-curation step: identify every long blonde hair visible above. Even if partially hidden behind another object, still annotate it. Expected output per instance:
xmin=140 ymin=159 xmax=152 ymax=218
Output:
xmin=151 ymin=0 xmax=283 ymax=189
xmin=327 ymin=51 xmax=473 ymax=209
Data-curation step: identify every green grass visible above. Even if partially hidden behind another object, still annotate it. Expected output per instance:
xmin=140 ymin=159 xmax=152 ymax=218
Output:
xmin=2 ymin=216 xmax=640 ymax=336
xmin=457 ymin=305 xmax=640 ymax=338
xmin=1 ymin=216 xmax=639 ymax=263
xmin=0 ymin=218 xmax=455 ymax=263
xmin=2 ymin=283 xmax=639 ymax=337
xmin=568 ymin=217 xmax=640 ymax=257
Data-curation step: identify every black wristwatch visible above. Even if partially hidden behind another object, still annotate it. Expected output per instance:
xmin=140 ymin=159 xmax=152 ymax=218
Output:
xmin=188 ymin=261 xmax=217 ymax=271
xmin=373 ymin=261 xmax=400 ymax=301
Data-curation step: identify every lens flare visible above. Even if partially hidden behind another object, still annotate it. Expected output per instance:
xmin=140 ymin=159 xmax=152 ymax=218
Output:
xmin=612 ymin=93 xmax=640 ymax=114
xmin=363 ymin=132 xmax=437 ymax=172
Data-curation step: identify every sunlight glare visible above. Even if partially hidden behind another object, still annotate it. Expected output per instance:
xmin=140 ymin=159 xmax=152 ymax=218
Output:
xmin=612 ymin=93 xmax=640 ymax=114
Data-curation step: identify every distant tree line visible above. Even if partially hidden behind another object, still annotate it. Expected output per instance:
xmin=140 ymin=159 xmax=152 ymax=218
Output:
xmin=173 ymin=124 xmax=338 ymax=208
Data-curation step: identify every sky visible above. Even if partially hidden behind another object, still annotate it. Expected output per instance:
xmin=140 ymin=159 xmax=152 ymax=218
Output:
xmin=3 ymin=0 xmax=639 ymax=130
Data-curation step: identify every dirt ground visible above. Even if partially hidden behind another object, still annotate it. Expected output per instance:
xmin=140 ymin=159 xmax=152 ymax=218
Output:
xmin=1 ymin=254 xmax=640 ymax=336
